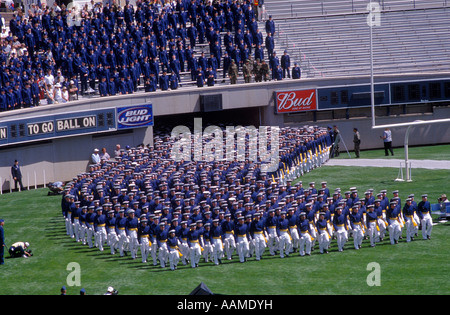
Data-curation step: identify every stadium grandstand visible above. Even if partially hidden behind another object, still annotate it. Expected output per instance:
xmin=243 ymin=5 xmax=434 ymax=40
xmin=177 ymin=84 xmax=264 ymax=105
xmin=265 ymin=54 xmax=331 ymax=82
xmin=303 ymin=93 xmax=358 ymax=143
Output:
xmin=0 ymin=0 xmax=449 ymax=192
xmin=267 ymin=0 xmax=450 ymax=78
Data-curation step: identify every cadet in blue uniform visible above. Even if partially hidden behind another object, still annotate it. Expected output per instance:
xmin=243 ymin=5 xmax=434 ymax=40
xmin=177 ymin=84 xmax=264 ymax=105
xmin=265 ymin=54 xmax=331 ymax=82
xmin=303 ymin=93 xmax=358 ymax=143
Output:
xmin=106 ymin=210 xmax=119 ymax=255
xmin=333 ymin=207 xmax=348 ymax=252
xmin=249 ymin=212 xmax=266 ymax=260
xmin=11 ymin=160 xmax=24 ymax=192
xmin=349 ymin=205 xmax=364 ymax=250
xmin=277 ymin=211 xmax=292 ymax=258
xmin=167 ymin=229 xmax=181 ymax=270
xmin=418 ymin=194 xmax=432 ymax=240
xmin=280 ymin=50 xmax=291 ymax=78
xmin=292 ymin=62 xmax=301 ymax=79
xmin=187 ymin=222 xmax=202 ymax=268
xmin=365 ymin=205 xmax=379 ymax=247
xmin=202 ymin=223 xmax=213 ymax=263
xmin=94 ymin=207 xmax=107 ymax=251
xmin=156 ymin=222 xmax=169 ymax=268
xmin=78 ymin=206 xmax=88 ymax=245
xmin=235 ymin=216 xmax=249 ymax=263
xmin=126 ymin=210 xmax=139 ymax=259
xmin=178 ymin=221 xmax=190 ymax=265
xmin=85 ymin=206 xmax=96 ymax=248
xmin=316 ymin=212 xmax=330 ymax=254
xmin=116 ymin=209 xmax=128 ymax=257
xmin=221 ymin=214 xmax=236 ymax=260
xmin=402 ymin=198 xmax=417 ymax=242
xmin=387 ymin=201 xmax=401 ymax=244
xmin=211 ymin=219 xmax=224 ymax=265
xmin=138 ymin=218 xmax=151 ymax=263
xmin=297 ymin=212 xmax=312 ymax=256
xmin=265 ymin=209 xmax=278 ymax=256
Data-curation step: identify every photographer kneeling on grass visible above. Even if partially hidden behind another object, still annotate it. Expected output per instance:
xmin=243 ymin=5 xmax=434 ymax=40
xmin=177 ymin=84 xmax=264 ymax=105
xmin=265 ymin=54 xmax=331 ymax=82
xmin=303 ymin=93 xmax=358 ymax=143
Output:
xmin=9 ymin=242 xmax=33 ymax=258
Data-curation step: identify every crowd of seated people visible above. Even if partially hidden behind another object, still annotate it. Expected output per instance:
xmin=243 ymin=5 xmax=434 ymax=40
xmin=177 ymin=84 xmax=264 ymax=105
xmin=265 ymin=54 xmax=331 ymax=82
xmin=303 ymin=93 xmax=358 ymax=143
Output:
xmin=0 ymin=0 xmax=292 ymax=111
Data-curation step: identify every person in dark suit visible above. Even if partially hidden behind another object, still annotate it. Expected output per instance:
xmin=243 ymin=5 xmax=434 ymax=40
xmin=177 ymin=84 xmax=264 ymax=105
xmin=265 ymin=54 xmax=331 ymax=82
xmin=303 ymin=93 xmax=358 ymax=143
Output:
xmin=11 ymin=160 xmax=24 ymax=192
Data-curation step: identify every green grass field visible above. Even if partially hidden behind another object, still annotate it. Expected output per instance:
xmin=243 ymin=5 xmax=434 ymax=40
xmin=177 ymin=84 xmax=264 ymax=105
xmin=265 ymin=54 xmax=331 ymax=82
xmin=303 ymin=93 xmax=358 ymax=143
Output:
xmin=1 ymin=160 xmax=449 ymax=295
xmin=335 ymin=143 xmax=450 ymax=160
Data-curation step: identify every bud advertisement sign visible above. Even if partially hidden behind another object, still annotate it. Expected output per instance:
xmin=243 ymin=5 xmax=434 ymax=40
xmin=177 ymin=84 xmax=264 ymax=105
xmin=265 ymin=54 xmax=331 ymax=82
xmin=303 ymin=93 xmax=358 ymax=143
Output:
xmin=117 ymin=104 xmax=154 ymax=129
xmin=275 ymin=89 xmax=317 ymax=114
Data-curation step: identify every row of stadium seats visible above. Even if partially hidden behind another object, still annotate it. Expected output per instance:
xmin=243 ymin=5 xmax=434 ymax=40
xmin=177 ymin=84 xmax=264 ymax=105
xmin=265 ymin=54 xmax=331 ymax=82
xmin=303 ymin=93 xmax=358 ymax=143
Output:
xmin=262 ymin=0 xmax=449 ymax=18
xmin=272 ymin=7 xmax=450 ymax=78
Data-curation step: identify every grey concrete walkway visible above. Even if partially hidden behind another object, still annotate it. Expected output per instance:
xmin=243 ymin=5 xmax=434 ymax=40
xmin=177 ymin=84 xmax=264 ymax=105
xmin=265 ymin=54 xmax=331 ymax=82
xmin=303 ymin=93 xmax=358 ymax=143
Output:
xmin=325 ymin=158 xmax=450 ymax=170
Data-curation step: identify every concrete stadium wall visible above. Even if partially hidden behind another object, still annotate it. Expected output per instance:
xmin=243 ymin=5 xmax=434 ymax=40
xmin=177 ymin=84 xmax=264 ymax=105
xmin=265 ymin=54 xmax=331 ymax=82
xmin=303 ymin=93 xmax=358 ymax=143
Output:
xmin=0 ymin=127 xmax=152 ymax=192
xmin=287 ymin=106 xmax=450 ymax=154
xmin=1 ymin=72 xmax=449 ymax=192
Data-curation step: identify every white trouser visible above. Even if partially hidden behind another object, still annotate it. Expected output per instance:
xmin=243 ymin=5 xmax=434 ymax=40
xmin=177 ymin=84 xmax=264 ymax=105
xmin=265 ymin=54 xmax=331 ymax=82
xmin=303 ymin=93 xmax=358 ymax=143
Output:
xmin=211 ymin=237 xmax=224 ymax=265
xmin=309 ymin=224 xmax=317 ymax=247
xmin=189 ymin=241 xmax=202 ymax=268
xmin=421 ymin=212 xmax=433 ymax=239
xmin=248 ymin=235 xmax=254 ymax=257
xmin=388 ymin=219 xmax=401 ymax=244
xmin=180 ymin=239 xmax=190 ymax=265
xmin=168 ymin=248 xmax=180 ymax=270
xmin=267 ymin=227 xmax=279 ymax=255
xmin=404 ymin=215 xmax=417 ymax=242
xmin=289 ymin=227 xmax=300 ymax=250
xmin=318 ymin=229 xmax=330 ymax=253
xmin=223 ymin=233 xmax=236 ymax=260
xmin=95 ymin=226 xmax=107 ymax=251
xmin=413 ymin=213 xmax=420 ymax=235
xmin=203 ymin=241 xmax=213 ymax=262
xmin=352 ymin=223 xmax=364 ymax=249
xmin=278 ymin=231 xmax=292 ymax=258
xmin=140 ymin=236 xmax=150 ymax=263
xmin=79 ymin=223 xmax=87 ymax=245
xmin=158 ymin=242 xmax=169 ymax=267
xmin=117 ymin=229 xmax=128 ymax=256
xmin=335 ymin=226 xmax=348 ymax=251
xmin=377 ymin=217 xmax=387 ymax=239
xmin=86 ymin=223 xmax=95 ymax=248
xmin=128 ymin=230 xmax=139 ymax=259
xmin=107 ymin=229 xmax=119 ymax=254
xmin=65 ymin=213 xmax=73 ymax=237
xmin=236 ymin=236 xmax=249 ymax=262
xmin=150 ymin=237 xmax=158 ymax=265
xmin=367 ymin=221 xmax=378 ymax=246
xmin=73 ymin=219 xmax=80 ymax=241
xmin=252 ymin=232 xmax=266 ymax=260
xmin=299 ymin=231 xmax=312 ymax=256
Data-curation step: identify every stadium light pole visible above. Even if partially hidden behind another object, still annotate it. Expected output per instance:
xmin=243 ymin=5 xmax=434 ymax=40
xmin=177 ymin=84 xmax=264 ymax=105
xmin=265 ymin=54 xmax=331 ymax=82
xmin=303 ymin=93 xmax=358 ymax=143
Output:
xmin=368 ymin=2 xmax=376 ymax=128
xmin=370 ymin=21 xmax=375 ymax=127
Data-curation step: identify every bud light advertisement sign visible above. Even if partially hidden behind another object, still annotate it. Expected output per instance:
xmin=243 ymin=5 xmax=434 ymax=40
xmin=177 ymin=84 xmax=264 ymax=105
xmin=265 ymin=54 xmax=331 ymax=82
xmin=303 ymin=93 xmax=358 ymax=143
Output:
xmin=117 ymin=104 xmax=154 ymax=129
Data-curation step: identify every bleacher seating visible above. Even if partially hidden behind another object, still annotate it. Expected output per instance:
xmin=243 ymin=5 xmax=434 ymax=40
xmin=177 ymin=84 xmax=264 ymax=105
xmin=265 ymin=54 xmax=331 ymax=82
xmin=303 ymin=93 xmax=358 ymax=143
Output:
xmin=268 ymin=6 xmax=450 ymax=78
xmin=262 ymin=0 xmax=449 ymax=18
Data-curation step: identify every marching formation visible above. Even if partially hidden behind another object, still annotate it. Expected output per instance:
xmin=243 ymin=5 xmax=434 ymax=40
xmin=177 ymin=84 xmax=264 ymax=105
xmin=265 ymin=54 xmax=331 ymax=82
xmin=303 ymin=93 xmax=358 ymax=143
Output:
xmin=60 ymin=126 xmax=433 ymax=270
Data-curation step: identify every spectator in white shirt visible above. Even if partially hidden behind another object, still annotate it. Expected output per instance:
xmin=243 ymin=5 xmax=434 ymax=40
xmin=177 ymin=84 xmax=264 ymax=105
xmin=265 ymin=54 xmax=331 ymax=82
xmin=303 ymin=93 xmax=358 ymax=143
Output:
xmin=90 ymin=148 xmax=101 ymax=165
xmin=381 ymin=128 xmax=394 ymax=156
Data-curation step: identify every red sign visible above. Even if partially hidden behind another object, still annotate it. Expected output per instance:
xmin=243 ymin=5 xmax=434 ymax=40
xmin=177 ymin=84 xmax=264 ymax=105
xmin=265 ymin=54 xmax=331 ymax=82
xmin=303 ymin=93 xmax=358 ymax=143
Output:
xmin=276 ymin=89 xmax=317 ymax=113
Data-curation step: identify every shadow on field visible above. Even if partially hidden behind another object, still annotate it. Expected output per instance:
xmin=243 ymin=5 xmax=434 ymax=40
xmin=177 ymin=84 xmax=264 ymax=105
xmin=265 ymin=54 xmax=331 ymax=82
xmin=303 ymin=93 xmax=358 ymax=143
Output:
xmin=45 ymin=216 xmax=69 ymax=241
